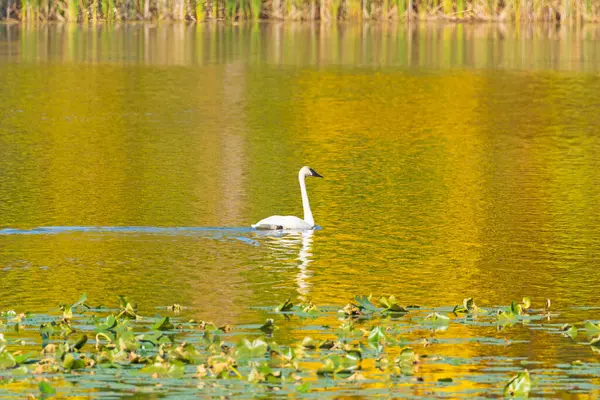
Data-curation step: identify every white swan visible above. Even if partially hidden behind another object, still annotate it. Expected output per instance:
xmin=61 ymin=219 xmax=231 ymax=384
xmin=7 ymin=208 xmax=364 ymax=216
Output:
xmin=252 ymin=166 xmax=323 ymax=230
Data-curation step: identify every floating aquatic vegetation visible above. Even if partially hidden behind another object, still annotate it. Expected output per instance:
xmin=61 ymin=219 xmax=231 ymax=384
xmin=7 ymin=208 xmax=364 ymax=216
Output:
xmin=504 ymin=370 xmax=532 ymax=398
xmin=38 ymin=380 xmax=56 ymax=398
xmin=379 ymin=295 xmax=409 ymax=315
xmin=276 ymin=298 xmax=294 ymax=313
xmin=259 ymin=319 xmax=277 ymax=335
xmin=423 ymin=312 xmax=451 ymax=329
xmin=584 ymin=321 xmax=600 ymax=336
xmin=560 ymin=324 xmax=579 ymax=340
xmin=166 ymin=304 xmax=184 ymax=313
xmin=1 ymin=293 xmax=599 ymax=398
xmin=275 ymin=298 xmax=321 ymax=319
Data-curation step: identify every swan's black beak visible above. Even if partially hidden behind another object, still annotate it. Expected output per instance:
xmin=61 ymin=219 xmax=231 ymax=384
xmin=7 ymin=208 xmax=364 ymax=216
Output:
xmin=309 ymin=168 xmax=323 ymax=178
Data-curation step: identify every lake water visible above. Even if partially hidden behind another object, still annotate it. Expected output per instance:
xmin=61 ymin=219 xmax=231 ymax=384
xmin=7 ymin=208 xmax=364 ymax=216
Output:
xmin=1 ymin=22 xmax=600 ymax=397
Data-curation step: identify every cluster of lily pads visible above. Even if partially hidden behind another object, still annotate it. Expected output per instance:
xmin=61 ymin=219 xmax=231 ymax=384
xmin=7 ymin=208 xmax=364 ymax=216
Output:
xmin=1 ymin=293 xmax=600 ymax=397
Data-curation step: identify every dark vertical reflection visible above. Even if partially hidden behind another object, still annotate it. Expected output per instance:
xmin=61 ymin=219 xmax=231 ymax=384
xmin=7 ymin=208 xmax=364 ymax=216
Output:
xmin=1 ymin=22 xmax=600 ymax=70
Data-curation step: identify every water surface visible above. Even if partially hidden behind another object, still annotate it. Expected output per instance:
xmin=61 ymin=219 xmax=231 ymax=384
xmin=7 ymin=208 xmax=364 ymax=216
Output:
xmin=1 ymin=22 xmax=600 ymax=397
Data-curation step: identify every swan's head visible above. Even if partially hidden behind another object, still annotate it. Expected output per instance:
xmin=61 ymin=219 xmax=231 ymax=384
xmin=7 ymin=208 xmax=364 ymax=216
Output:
xmin=300 ymin=166 xmax=323 ymax=179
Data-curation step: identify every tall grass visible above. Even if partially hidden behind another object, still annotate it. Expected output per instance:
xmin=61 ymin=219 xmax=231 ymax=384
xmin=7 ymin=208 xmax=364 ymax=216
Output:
xmin=1 ymin=0 xmax=599 ymax=21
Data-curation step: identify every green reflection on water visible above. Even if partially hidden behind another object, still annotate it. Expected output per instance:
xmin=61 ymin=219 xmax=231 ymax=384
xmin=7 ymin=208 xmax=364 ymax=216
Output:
xmin=1 ymin=23 xmax=600 ymax=70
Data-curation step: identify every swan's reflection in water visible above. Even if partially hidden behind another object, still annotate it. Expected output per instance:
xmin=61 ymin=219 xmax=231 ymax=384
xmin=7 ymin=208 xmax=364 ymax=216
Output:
xmin=296 ymin=230 xmax=314 ymax=299
xmin=253 ymin=230 xmax=314 ymax=299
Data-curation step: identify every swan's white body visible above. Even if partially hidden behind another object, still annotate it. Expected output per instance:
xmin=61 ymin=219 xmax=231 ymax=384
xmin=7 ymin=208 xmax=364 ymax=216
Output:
xmin=252 ymin=215 xmax=313 ymax=230
xmin=252 ymin=166 xmax=322 ymax=230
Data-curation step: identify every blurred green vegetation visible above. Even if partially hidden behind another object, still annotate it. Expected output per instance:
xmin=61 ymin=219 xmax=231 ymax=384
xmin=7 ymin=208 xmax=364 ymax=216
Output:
xmin=2 ymin=0 xmax=600 ymax=22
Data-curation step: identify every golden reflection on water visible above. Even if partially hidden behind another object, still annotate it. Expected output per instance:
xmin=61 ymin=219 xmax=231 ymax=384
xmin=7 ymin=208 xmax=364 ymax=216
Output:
xmin=1 ymin=23 xmax=600 ymax=399
xmin=1 ymin=25 xmax=600 ymax=395
xmin=1 ymin=49 xmax=600 ymax=315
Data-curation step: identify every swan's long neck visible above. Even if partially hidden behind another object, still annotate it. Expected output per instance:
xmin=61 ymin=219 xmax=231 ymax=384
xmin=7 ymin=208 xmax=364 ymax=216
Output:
xmin=299 ymin=172 xmax=314 ymax=227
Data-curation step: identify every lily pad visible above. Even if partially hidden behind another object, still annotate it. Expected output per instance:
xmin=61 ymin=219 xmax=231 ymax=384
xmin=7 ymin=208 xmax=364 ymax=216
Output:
xmin=0 ymin=350 xmax=17 ymax=370
xmin=140 ymin=361 xmax=185 ymax=378
xmin=504 ymin=370 xmax=531 ymax=398
xmin=151 ymin=317 xmax=174 ymax=331
xmin=39 ymin=381 xmax=56 ymax=397
xmin=354 ymin=295 xmax=378 ymax=313
xmin=317 ymin=353 xmax=359 ymax=375
xmin=276 ymin=298 xmax=294 ymax=312
xmin=424 ymin=312 xmax=450 ymax=328
xmin=236 ymin=338 xmax=268 ymax=362
xmin=584 ymin=321 xmax=600 ymax=336
xmin=259 ymin=319 xmax=276 ymax=335
xmin=565 ymin=326 xmax=578 ymax=340
xmin=379 ymin=296 xmax=408 ymax=314
xmin=63 ymin=353 xmax=86 ymax=370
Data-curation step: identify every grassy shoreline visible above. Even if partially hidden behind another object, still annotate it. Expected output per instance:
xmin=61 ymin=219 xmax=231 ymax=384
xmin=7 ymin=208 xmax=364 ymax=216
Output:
xmin=1 ymin=0 xmax=599 ymax=23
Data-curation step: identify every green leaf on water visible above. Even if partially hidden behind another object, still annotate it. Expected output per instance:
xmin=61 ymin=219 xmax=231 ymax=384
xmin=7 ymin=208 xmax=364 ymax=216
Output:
xmin=236 ymin=338 xmax=268 ymax=362
xmin=584 ymin=321 xmax=600 ymax=335
xmin=504 ymin=370 xmax=531 ymax=398
xmin=151 ymin=317 xmax=174 ymax=331
xmin=63 ymin=307 xmax=73 ymax=321
xmin=117 ymin=295 xmax=130 ymax=309
xmin=560 ymin=323 xmax=571 ymax=331
xmin=269 ymin=343 xmax=298 ymax=367
xmin=438 ymin=377 xmax=453 ymax=383
xmin=368 ymin=325 xmax=387 ymax=345
xmin=510 ymin=301 xmax=523 ymax=316
xmin=95 ymin=315 xmax=118 ymax=333
xmin=166 ymin=343 xmax=203 ymax=364
xmin=259 ymin=319 xmax=276 ymax=335
xmin=464 ymin=298 xmax=474 ymax=311
xmin=117 ymin=331 xmax=140 ymax=352
xmin=497 ymin=310 xmax=518 ymax=325
xmin=136 ymin=331 xmax=164 ymax=347
xmin=379 ymin=295 xmax=408 ymax=314
xmin=589 ymin=336 xmax=600 ymax=347
xmin=11 ymin=365 xmax=28 ymax=375
xmin=39 ymin=380 xmax=56 ymax=396
xmin=317 ymin=353 xmax=359 ymax=375
xmin=455 ymin=298 xmax=478 ymax=315
xmin=300 ymin=337 xmax=334 ymax=350
xmin=247 ymin=362 xmax=281 ymax=383
xmin=346 ymin=348 xmax=362 ymax=363
xmin=116 ymin=296 xmax=138 ymax=319
xmin=140 ymin=361 xmax=185 ymax=378
xmin=73 ymin=335 xmax=88 ymax=351
xmin=62 ymin=353 xmax=86 ymax=370
xmin=354 ymin=295 xmax=378 ymax=313
xmin=424 ymin=312 xmax=450 ymax=327
xmin=73 ymin=293 xmax=87 ymax=308
xmin=394 ymin=346 xmax=417 ymax=370
xmin=13 ymin=351 xmax=35 ymax=364
xmin=342 ymin=303 xmax=361 ymax=317
xmin=295 ymin=301 xmax=320 ymax=318
xmin=0 ymin=350 xmax=17 ymax=370
xmin=452 ymin=305 xmax=468 ymax=315
xmin=276 ymin=297 xmax=294 ymax=312
xmin=296 ymin=382 xmax=311 ymax=393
